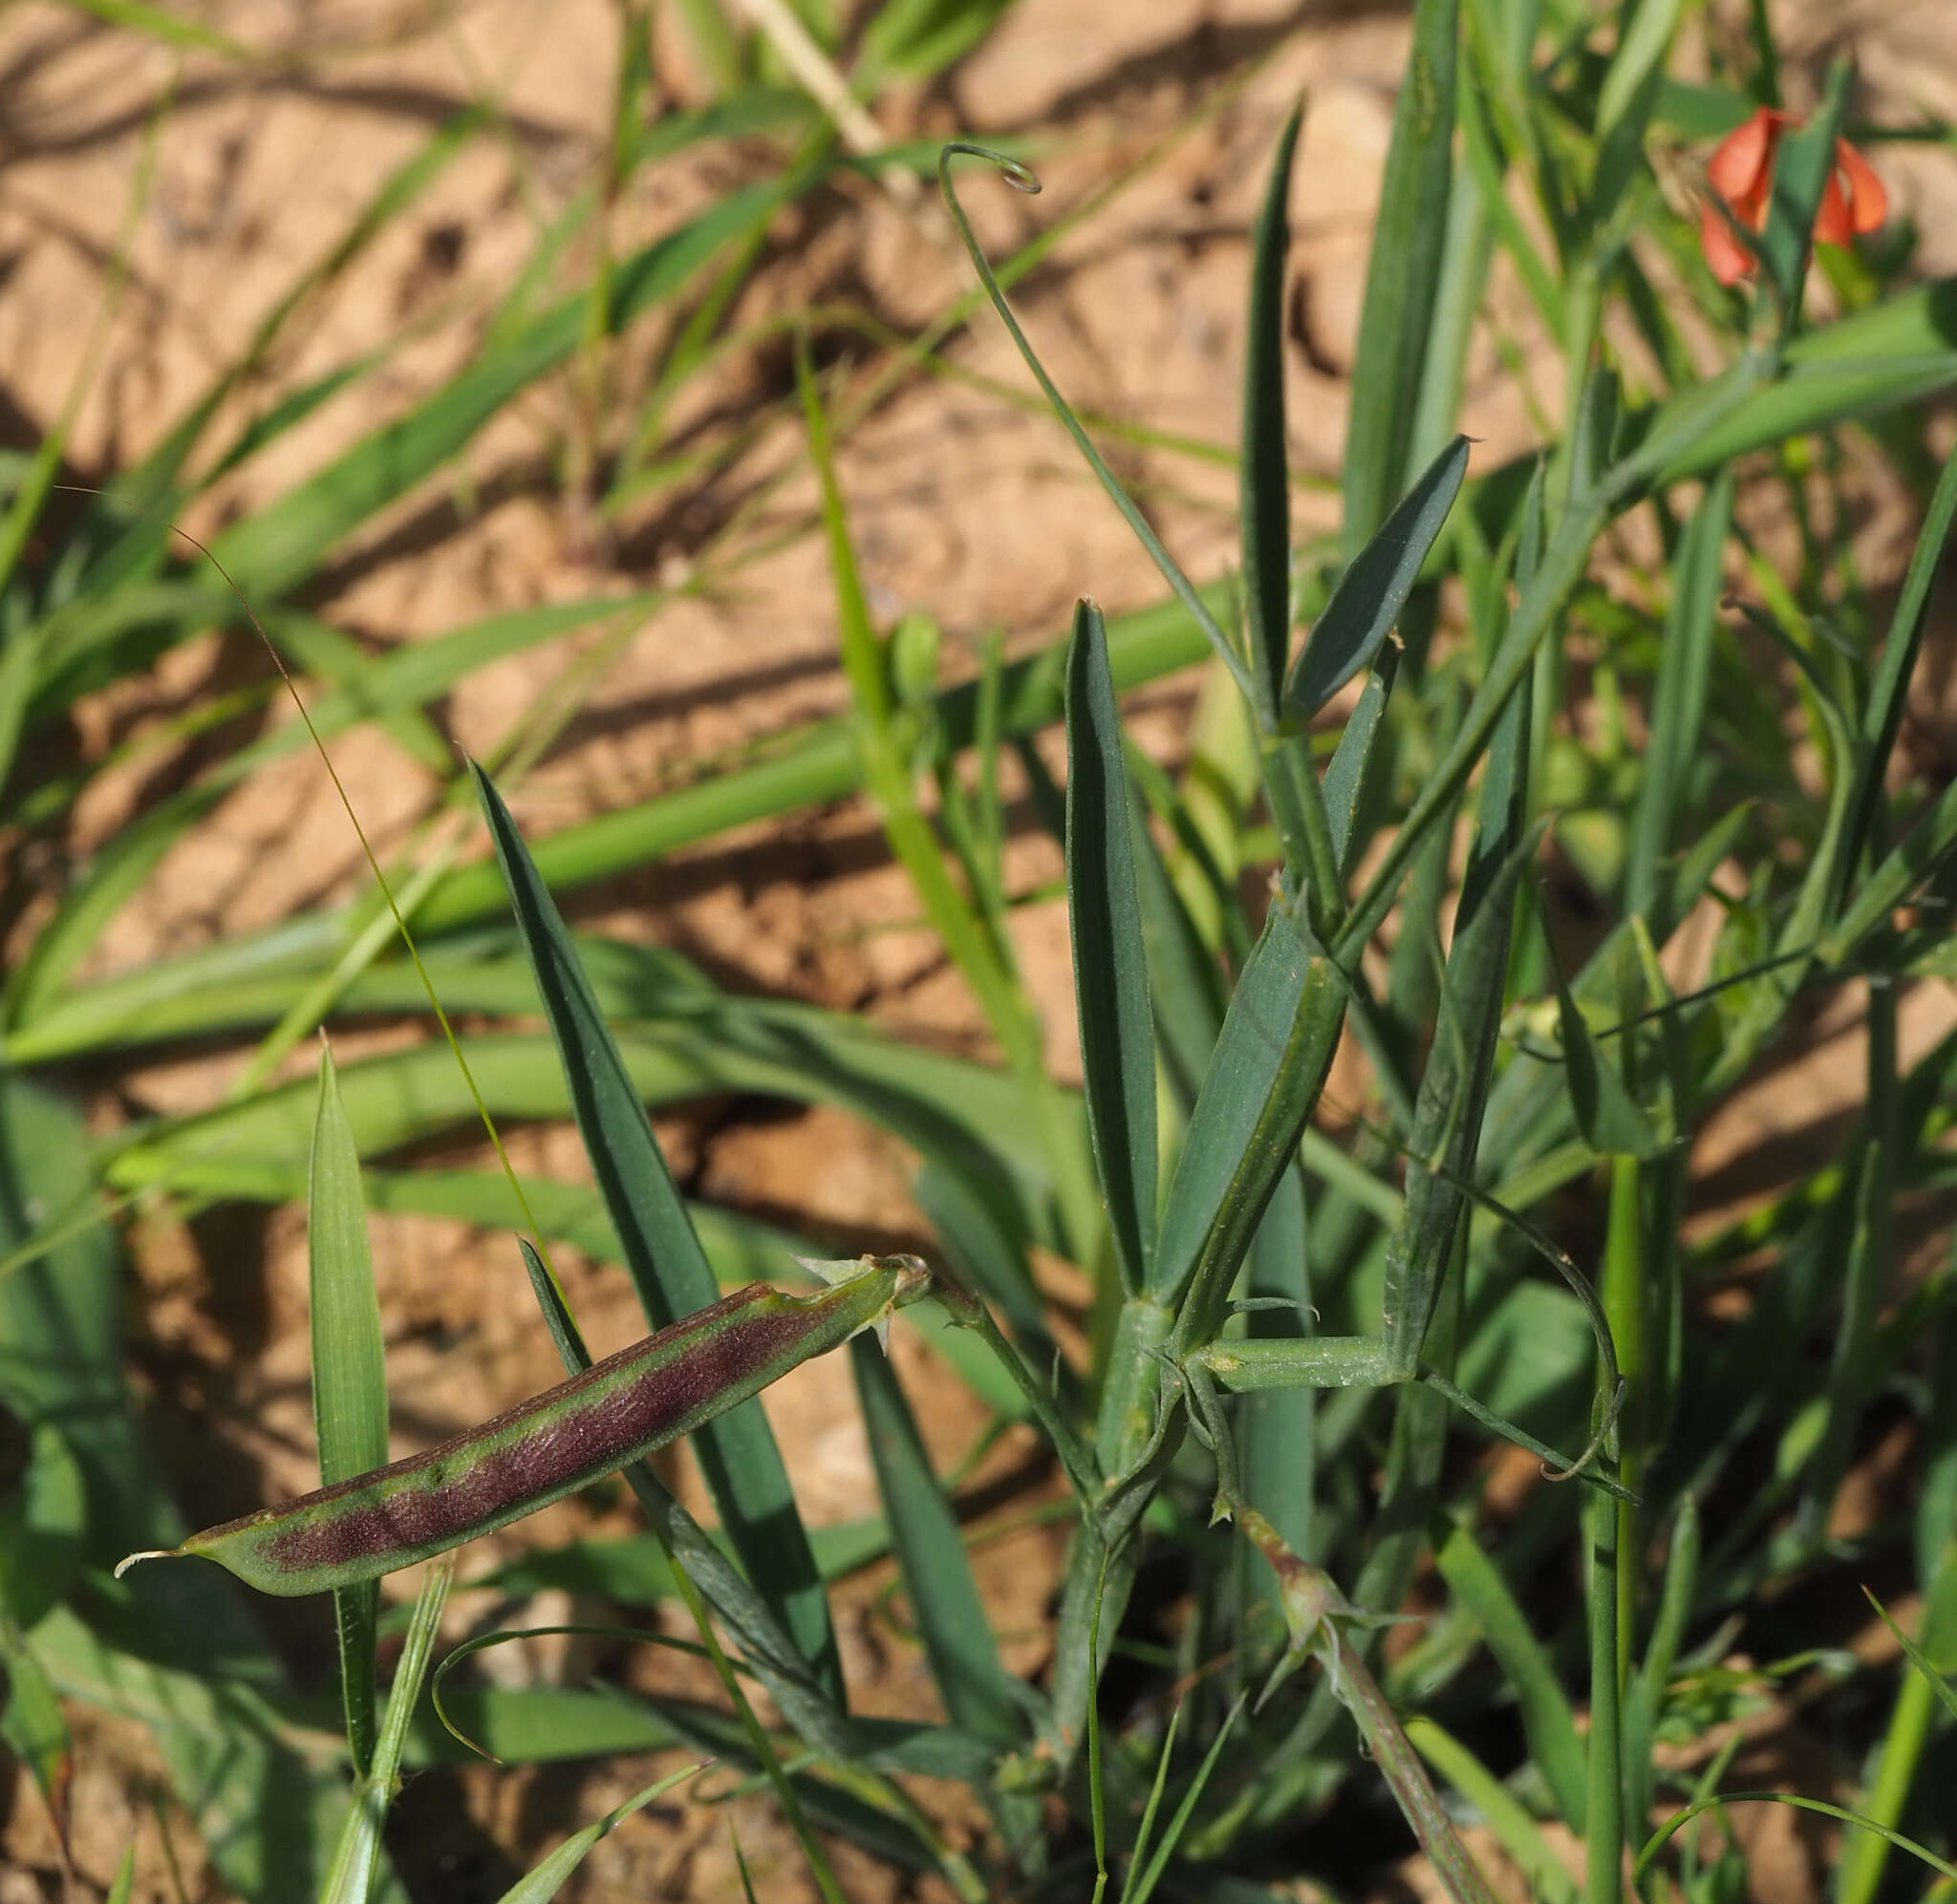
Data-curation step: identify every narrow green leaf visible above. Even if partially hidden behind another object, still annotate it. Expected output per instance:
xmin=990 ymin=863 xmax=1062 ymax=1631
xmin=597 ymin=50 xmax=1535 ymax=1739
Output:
xmin=849 ymin=1335 xmax=1030 ymax=1746
xmin=1863 ymin=1582 xmax=1957 ymax=1724
xmin=59 ymin=0 xmax=248 ymax=56
xmin=1378 ymin=676 xmax=1535 ymax=1374
xmin=1342 ymin=0 xmax=1460 ymax=551
xmin=1124 ymin=1694 xmax=1245 ymax=1904
xmin=471 ymin=761 xmax=844 ymax=1702
xmin=1323 ymin=645 xmax=1401 ymax=878
xmin=317 ymin=1555 xmax=454 ymax=1904
xmin=1065 ymin=601 xmax=1158 ymax=1292
xmin=1547 ymin=909 xmax=1661 ymax=1159
xmin=1658 ymin=283 xmax=1957 ymax=481
xmin=1243 ymin=104 xmax=1305 ymax=717
xmin=103 ymin=1017 xmax=1054 ymax=1246
xmin=0 ymin=1423 xmax=84 ymax=1628
xmin=309 ymin=1048 xmax=390 ymax=1777
xmin=1291 ymin=434 xmax=1469 ymax=719
xmin=0 ymin=1613 xmax=70 ymax=1842
xmin=0 ymin=1076 xmax=361 ymax=1903
xmin=798 ymin=337 xmax=890 ymax=730
xmin=106 ymin=1846 xmax=136 ymax=1904
xmin=493 ymin=1762 xmax=708 ymax=1904
xmin=16 ymin=588 xmax=1227 ymax=1034
xmin=858 ymin=0 xmax=1014 ymax=80
xmin=1592 ymin=0 xmax=1682 ymax=225
xmin=1757 ymin=60 xmax=1851 ymax=331
xmin=1405 ymin=1716 xmax=1581 ymax=1904
xmin=1124 ymin=775 xmax=1231 ymax=1103
xmin=1151 ymin=911 xmax=1311 ymax=1302
xmin=1435 ymin=1516 xmax=1586 ymax=1829
xmin=938 ymin=144 xmax=1256 ymax=703
xmin=1624 ymin=468 xmax=1731 ymax=920
xmin=1838 ymin=446 xmax=1957 ymax=914
xmin=1624 ymin=1494 xmax=1700 ymax=1835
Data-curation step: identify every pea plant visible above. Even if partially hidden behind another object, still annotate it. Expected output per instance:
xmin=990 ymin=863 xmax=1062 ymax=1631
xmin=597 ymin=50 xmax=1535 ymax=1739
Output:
xmin=7 ymin=1 xmax=1957 ymax=1899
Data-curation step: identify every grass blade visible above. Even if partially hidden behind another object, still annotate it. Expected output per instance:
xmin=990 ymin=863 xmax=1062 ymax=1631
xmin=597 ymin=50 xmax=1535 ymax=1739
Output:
xmin=1126 ymin=1705 xmax=1258 ymax=1904
xmin=209 ymin=182 xmax=788 ymax=601
xmin=1435 ymin=1516 xmax=1586 ymax=1829
xmin=1837 ymin=446 xmax=1957 ymax=912
xmin=60 ymin=0 xmax=247 ymax=56
xmin=1323 ymin=644 xmax=1400 ymax=878
xmin=471 ymin=762 xmax=845 ymax=1702
xmin=1341 ymin=0 xmax=1460 ymax=550
xmin=1624 ymin=468 xmax=1731 ymax=920
xmin=317 ymin=1555 xmax=455 ymax=1904
xmin=849 ymin=1334 xmax=1030 ymax=1746
xmin=493 ymin=1762 xmax=710 ymax=1904
xmin=1380 ymin=674 xmax=1535 ymax=1373
xmin=0 ymin=1075 xmax=358 ymax=1900
xmin=1243 ymin=104 xmax=1304 ymax=717
xmin=308 ymin=1049 xmax=390 ymax=1777
xmin=1405 ymin=1716 xmax=1581 ymax=1904
xmin=1066 ymin=600 xmax=1159 ymax=1292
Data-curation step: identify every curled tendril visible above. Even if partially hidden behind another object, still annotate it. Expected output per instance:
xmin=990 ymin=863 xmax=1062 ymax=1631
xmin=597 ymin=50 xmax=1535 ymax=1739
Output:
xmin=1539 ymin=1374 xmax=1629 ymax=1487
xmin=939 ymin=140 xmax=1042 ymax=198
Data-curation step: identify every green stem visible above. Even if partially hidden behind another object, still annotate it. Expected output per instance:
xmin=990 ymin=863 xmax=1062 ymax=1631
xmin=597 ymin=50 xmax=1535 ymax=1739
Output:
xmin=1584 ymin=1397 xmax=1624 ymax=1904
xmin=1602 ymin=1154 xmax=1644 ymax=1685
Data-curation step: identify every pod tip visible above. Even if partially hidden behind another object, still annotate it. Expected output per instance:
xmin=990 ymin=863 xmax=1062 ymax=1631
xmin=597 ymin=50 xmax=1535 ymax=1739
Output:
xmin=113 ymin=1549 xmax=173 ymax=1580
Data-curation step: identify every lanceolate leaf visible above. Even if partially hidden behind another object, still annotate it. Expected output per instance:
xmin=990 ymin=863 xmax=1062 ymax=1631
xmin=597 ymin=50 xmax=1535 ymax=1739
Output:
xmin=1065 ymin=601 xmax=1158 ymax=1292
xmin=1243 ymin=104 xmax=1304 ymax=717
xmin=470 ymin=761 xmax=845 ymax=1702
xmin=1290 ymin=435 xmax=1469 ymax=720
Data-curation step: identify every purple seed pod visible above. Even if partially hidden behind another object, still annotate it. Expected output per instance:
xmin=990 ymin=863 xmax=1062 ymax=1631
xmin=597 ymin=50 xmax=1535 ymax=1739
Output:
xmin=118 ymin=1255 xmax=931 ymax=1597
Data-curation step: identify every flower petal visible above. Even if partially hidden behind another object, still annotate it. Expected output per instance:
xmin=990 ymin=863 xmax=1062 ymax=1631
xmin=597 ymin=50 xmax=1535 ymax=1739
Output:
xmin=1815 ymin=171 xmax=1856 ymax=245
xmin=1707 ymin=108 xmax=1780 ymax=200
xmin=1835 ymin=139 xmax=1889 ymax=234
xmin=1701 ymin=198 xmax=1756 ymax=285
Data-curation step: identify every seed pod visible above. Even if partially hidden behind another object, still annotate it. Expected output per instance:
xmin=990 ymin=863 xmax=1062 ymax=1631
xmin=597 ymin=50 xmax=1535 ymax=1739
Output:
xmin=118 ymin=1255 xmax=931 ymax=1597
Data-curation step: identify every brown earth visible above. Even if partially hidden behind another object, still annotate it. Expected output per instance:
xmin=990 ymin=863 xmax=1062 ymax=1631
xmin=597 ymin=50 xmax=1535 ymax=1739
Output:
xmin=3 ymin=0 xmax=1957 ymax=1899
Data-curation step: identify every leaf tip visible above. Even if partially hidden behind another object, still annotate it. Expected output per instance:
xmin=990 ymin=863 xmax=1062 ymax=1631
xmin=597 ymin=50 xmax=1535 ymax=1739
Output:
xmin=112 ymin=1549 xmax=174 ymax=1580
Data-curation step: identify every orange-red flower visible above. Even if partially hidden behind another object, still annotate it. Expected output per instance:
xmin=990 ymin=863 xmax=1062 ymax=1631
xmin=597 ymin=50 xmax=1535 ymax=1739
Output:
xmin=1700 ymin=106 xmax=1888 ymax=287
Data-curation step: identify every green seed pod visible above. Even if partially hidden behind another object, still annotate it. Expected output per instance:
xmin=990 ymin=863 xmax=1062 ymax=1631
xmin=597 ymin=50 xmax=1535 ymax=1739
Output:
xmin=118 ymin=1255 xmax=930 ymax=1597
